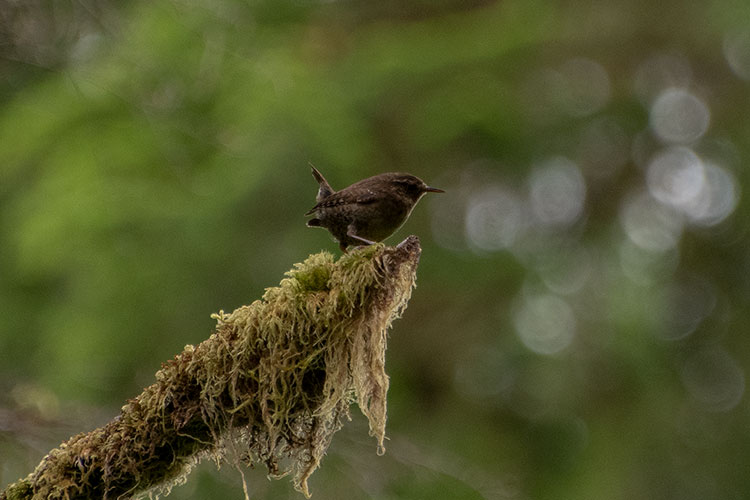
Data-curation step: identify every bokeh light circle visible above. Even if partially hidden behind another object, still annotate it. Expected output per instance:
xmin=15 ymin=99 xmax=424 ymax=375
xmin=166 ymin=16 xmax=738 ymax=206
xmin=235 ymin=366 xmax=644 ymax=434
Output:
xmin=514 ymin=294 xmax=576 ymax=355
xmin=650 ymin=88 xmax=710 ymax=143
xmin=683 ymin=161 xmax=739 ymax=226
xmin=465 ymin=185 xmax=524 ymax=251
xmin=557 ymin=58 xmax=611 ymax=117
xmin=647 ymin=147 xmax=705 ymax=211
xmin=529 ymin=157 xmax=586 ymax=228
xmin=723 ymin=29 xmax=750 ymax=80
xmin=681 ymin=347 xmax=745 ymax=412
xmin=620 ymin=190 xmax=684 ymax=252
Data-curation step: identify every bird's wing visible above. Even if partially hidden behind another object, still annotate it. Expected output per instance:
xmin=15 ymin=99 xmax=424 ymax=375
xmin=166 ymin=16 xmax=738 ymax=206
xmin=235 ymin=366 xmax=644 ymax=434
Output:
xmin=306 ymin=189 xmax=378 ymax=215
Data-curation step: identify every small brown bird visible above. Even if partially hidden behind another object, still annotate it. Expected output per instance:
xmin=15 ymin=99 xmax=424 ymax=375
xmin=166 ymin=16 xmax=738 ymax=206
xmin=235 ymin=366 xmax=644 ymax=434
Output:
xmin=306 ymin=166 xmax=444 ymax=252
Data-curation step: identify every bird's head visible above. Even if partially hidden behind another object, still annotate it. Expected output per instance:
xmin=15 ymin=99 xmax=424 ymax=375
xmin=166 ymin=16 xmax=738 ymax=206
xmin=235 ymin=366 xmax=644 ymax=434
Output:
xmin=387 ymin=174 xmax=445 ymax=202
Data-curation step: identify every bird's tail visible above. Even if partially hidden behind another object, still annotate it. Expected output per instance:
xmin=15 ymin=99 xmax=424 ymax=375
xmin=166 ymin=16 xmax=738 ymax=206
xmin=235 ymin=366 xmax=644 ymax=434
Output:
xmin=310 ymin=164 xmax=334 ymax=202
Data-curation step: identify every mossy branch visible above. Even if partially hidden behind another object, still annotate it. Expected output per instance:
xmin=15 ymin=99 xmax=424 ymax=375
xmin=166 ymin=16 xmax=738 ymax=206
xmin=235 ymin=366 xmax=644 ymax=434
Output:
xmin=1 ymin=236 xmax=422 ymax=500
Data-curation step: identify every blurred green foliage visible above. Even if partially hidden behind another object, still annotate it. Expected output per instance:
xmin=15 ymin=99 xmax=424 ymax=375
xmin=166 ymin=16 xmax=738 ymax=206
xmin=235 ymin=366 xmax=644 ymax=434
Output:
xmin=2 ymin=0 xmax=750 ymax=498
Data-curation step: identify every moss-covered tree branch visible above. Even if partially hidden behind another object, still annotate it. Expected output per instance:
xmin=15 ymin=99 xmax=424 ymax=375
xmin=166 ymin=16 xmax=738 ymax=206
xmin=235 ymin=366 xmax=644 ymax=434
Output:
xmin=1 ymin=237 xmax=422 ymax=500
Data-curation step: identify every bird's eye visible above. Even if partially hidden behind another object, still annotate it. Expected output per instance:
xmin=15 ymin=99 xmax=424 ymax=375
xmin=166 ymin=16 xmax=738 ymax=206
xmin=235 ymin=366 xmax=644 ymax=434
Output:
xmin=403 ymin=181 xmax=420 ymax=193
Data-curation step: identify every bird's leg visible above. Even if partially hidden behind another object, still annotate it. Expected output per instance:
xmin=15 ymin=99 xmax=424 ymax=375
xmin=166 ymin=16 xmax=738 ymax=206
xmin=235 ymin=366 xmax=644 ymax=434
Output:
xmin=346 ymin=226 xmax=377 ymax=247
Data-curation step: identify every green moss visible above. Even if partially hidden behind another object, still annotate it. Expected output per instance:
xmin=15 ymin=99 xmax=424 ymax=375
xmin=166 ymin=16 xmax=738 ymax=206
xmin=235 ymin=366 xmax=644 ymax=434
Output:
xmin=285 ymin=252 xmax=334 ymax=292
xmin=2 ymin=480 xmax=32 ymax=500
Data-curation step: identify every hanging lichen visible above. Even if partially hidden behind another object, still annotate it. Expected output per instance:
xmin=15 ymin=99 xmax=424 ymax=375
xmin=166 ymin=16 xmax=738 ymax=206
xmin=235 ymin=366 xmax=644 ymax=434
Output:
xmin=1 ymin=236 xmax=422 ymax=500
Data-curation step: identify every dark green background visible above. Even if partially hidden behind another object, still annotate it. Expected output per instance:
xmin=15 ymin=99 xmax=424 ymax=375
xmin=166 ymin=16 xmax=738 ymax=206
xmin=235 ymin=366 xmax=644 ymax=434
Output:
xmin=2 ymin=1 xmax=749 ymax=498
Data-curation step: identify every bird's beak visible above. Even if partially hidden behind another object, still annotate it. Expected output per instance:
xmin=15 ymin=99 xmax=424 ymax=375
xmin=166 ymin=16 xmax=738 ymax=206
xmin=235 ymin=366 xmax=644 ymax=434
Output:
xmin=424 ymin=186 xmax=445 ymax=193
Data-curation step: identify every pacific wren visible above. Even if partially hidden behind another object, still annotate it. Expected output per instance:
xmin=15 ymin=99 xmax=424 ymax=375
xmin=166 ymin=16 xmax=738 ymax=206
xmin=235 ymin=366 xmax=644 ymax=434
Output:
xmin=305 ymin=166 xmax=444 ymax=252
